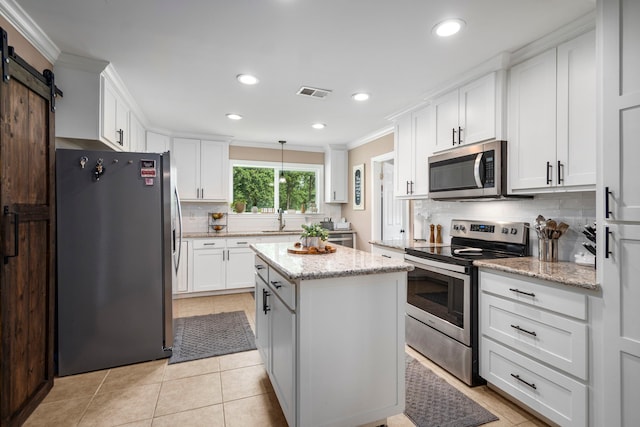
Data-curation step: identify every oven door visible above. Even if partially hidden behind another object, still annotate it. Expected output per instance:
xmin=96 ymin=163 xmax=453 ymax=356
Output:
xmin=405 ymin=255 xmax=471 ymax=345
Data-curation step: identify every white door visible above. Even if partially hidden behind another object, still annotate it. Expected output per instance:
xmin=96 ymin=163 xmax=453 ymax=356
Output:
xmin=173 ymin=138 xmax=200 ymax=200
xmin=508 ymin=48 xmax=557 ymax=191
xmin=226 ymin=247 xmax=255 ymax=289
xmin=200 ymin=140 xmax=229 ymax=201
xmin=382 ymin=161 xmax=405 ymax=240
xmin=115 ymin=96 xmax=129 ymax=150
xmin=255 ymin=278 xmax=271 ymax=368
xmin=192 ymin=248 xmax=225 ymax=292
xmin=270 ymin=294 xmax=296 ymax=426
xmin=433 ymin=89 xmax=459 ymax=150
xmin=101 ymin=79 xmax=118 ymax=146
xmin=459 ymin=72 xmax=496 ymax=145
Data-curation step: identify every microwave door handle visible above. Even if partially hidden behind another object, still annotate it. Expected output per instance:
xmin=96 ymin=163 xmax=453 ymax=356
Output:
xmin=474 ymin=153 xmax=484 ymax=188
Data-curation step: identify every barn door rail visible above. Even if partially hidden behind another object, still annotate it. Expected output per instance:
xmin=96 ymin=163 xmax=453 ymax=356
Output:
xmin=0 ymin=27 xmax=63 ymax=111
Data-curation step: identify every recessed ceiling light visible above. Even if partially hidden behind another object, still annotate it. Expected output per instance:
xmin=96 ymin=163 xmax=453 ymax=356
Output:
xmin=352 ymin=92 xmax=370 ymax=101
xmin=311 ymin=123 xmax=326 ymax=130
xmin=433 ymin=19 xmax=465 ymax=37
xmin=236 ymin=74 xmax=259 ymax=85
xmin=226 ymin=113 xmax=243 ymax=120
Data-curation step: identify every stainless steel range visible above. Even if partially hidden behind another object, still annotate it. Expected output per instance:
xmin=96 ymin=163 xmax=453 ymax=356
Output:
xmin=404 ymin=219 xmax=529 ymax=386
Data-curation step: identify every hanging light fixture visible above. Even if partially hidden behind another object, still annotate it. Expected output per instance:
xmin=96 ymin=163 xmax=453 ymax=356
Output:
xmin=279 ymin=140 xmax=287 ymax=183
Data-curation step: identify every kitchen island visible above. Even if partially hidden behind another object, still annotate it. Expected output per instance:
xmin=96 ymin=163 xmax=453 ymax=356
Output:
xmin=251 ymin=242 xmax=413 ymax=427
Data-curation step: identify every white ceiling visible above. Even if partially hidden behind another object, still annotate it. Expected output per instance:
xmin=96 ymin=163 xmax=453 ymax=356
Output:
xmin=15 ymin=0 xmax=595 ymax=149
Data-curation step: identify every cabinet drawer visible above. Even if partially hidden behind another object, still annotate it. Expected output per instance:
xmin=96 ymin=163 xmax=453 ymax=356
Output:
xmin=193 ymin=239 xmax=224 ymax=250
xmin=254 ymin=255 xmax=269 ymax=284
xmin=480 ymin=293 xmax=588 ymax=380
xmin=479 ymin=270 xmax=587 ymax=320
xmin=481 ymin=338 xmax=587 ymax=427
xmin=227 ymin=238 xmax=254 ymax=248
xmin=268 ymin=267 xmax=295 ymax=311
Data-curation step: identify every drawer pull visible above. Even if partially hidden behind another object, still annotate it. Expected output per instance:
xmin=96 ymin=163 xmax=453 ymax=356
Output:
xmin=270 ymin=280 xmax=282 ymax=289
xmin=203 ymin=243 xmax=217 ymax=246
xmin=255 ymin=265 xmax=265 ymax=270
xmin=381 ymin=254 xmax=391 ymax=258
xmin=509 ymin=288 xmax=535 ymax=298
xmin=236 ymin=241 xmax=248 ymax=245
xmin=510 ymin=324 xmax=537 ymax=337
xmin=510 ymin=373 xmax=537 ymax=390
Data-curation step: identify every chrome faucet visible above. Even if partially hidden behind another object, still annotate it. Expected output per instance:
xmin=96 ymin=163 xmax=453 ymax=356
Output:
xmin=278 ymin=208 xmax=286 ymax=231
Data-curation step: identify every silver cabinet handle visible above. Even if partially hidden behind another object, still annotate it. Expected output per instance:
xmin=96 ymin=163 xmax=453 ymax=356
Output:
xmin=509 ymin=288 xmax=535 ymax=297
xmin=510 ymin=373 xmax=536 ymax=390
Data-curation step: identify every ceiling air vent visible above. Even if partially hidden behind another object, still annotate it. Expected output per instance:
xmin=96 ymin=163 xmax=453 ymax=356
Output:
xmin=296 ymin=86 xmax=332 ymax=99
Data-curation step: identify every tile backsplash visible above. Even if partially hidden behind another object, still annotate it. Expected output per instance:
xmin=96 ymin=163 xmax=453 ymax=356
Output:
xmin=412 ymin=192 xmax=596 ymax=262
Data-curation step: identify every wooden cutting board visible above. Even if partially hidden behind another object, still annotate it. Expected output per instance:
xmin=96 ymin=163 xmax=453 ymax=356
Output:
xmin=287 ymin=245 xmax=337 ymax=254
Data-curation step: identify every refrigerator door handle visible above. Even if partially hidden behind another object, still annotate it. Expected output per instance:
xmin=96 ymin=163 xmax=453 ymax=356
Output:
xmin=174 ymin=187 xmax=183 ymax=273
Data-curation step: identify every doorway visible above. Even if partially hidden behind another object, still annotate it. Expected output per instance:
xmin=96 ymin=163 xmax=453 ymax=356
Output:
xmin=371 ymin=152 xmax=407 ymax=242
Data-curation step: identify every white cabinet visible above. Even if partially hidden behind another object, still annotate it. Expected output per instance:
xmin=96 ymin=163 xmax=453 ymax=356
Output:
xmin=146 ymin=132 xmax=170 ymax=153
xmin=324 ymin=146 xmax=347 ymax=203
xmin=174 ymin=240 xmax=189 ymax=294
xmin=189 ymin=238 xmax=255 ymax=294
xmin=394 ymin=106 xmax=434 ymax=198
xmin=433 ymin=72 xmax=497 ymax=150
xmin=128 ymin=112 xmax=146 ymax=153
xmin=479 ymin=270 xmax=590 ymax=427
xmin=173 ymin=138 xmax=229 ymax=202
xmin=54 ymin=54 xmax=139 ymax=152
xmin=370 ymin=244 xmax=405 ymax=260
xmin=509 ymin=30 xmax=596 ymax=193
xmin=599 ymin=2 xmax=640 ymax=426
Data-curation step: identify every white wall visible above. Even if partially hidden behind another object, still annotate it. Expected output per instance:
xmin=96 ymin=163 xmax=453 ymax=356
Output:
xmin=412 ymin=192 xmax=596 ymax=262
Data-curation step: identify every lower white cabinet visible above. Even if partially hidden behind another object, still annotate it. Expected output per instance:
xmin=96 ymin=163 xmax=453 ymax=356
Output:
xmin=181 ymin=238 xmax=256 ymax=294
xmin=370 ymin=244 xmax=405 ymax=260
xmin=479 ymin=269 xmax=590 ymax=427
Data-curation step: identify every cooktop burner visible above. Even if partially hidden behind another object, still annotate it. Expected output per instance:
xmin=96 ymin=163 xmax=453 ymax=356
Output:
xmin=407 ymin=219 xmax=530 ymax=266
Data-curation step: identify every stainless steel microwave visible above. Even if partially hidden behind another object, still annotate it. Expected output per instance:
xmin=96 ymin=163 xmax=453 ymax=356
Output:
xmin=428 ymin=140 xmax=507 ymax=200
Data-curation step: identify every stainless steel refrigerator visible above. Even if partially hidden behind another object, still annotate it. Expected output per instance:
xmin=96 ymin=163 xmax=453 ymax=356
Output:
xmin=56 ymin=149 xmax=182 ymax=376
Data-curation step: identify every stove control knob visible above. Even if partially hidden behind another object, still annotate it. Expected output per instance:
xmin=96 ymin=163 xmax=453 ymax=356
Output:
xmin=501 ymin=227 xmax=509 ymax=234
xmin=453 ymin=224 xmax=459 ymax=231
xmin=459 ymin=225 xmax=466 ymax=232
xmin=510 ymin=228 xmax=518 ymax=235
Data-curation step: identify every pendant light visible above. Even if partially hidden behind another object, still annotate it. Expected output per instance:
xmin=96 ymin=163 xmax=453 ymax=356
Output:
xmin=279 ymin=140 xmax=287 ymax=183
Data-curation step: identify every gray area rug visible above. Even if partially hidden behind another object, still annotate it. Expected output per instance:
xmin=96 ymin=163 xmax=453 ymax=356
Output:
xmin=169 ymin=311 xmax=256 ymax=364
xmin=405 ymin=355 xmax=498 ymax=427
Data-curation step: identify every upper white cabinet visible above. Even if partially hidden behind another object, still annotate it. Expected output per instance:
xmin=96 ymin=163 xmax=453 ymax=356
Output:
xmin=173 ymin=137 xmax=229 ymax=202
xmin=509 ymin=30 xmax=596 ymax=193
xmin=54 ymin=53 xmax=140 ymax=152
xmin=146 ymin=132 xmax=171 ymax=153
xmin=433 ymin=72 xmax=498 ymax=150
xmin=394 ymin=105 xmax=434 ymax=198
xmin=128 ymin=112 xmax=146 ymax=153
xmin=324 ymin=146 xmax=347 ymax=203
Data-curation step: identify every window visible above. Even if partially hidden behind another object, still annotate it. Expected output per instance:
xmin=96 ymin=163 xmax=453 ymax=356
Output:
xmin=230 ymin=160 xmax=322 ymax=213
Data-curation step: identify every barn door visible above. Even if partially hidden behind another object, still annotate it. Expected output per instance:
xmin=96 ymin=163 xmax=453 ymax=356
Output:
xmin=0 ymin=29 xmax=57 ymax=427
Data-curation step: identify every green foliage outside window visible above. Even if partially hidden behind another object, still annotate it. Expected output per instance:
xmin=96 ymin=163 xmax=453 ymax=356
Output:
xmin=232 ymin=166 xmax=317 ymax=211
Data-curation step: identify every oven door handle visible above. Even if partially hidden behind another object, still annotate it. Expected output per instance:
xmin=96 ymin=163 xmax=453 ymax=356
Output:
xmin=405 ymin=254 xmax=469 ymax=277
xmin=473 ymin=153 xmax=484 ymax=188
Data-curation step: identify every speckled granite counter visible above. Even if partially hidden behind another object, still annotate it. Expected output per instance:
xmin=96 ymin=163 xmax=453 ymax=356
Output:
xmin=251 ymin=241 xmax=413 ymax=281
xmin=474 ymin=257 xmax=598 ymax=291
xmin=184 ymin=230 xmax=354 ymax=238
xmin=369 ymin=239 xmax=448 ymax=251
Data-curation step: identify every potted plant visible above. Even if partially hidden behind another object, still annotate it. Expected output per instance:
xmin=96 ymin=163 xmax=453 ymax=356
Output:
xmin=230 ymin=199 xmax=246 ymax=213
xmin=301 ymin=223 xmax=329 ymax=248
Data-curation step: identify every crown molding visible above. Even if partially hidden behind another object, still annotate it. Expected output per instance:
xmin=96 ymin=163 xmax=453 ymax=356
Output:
xmin=347 ymin=126 xmax=394 ymax=150
xmin=0 ymin=0 xmax=60 ymax=64
xmin=229 ymin=139 xmax=325 ymax=152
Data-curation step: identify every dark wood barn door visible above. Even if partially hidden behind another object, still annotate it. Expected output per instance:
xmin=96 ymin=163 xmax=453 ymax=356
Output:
xmin=0 ymin=33 xmax=56 ymax=426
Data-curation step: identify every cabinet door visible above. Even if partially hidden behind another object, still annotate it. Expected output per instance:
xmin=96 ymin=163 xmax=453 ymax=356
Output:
xmin=394 ymin=114 xmax=413 ymax=196
xmin=270 ymin=294 xmax=296 ymax=427
xmin=101 ymin=79 xmax=119 ymax=146
xmin=146 ymin=132 xmax=170 ymax=153
xmin=508 ymin=48 xmax=557 ymax=191
xmin=459 ymin=73 xmax=496 ymax=145
xmin=226 ymin=247 xmax=255 ymax=289
xmin=557 ymin=30 xmax=596 ymax=188
xmin=173 ymin=138 xmax=200 ymax=200
xmin=115 ymin=97 xmax=130 ymax=151
xmin=192 ymin=248 xmax=225 ymax=292
xmin=200 ymin=140 xmax=229 ymax=201
xmin=255 ymin=277 xmax=271 ymax=369
xmin=325 ymin=148 xmax=348 ymax=203
xmin=174 ymin=241 xmax=189 ymax=293
xmin=412 ymin=106 xmax=434 ymax=196
xmin=129 ymin=113 xmax=145 ymax=153
xmin=433 ymin=90 xmax=459 ymax=150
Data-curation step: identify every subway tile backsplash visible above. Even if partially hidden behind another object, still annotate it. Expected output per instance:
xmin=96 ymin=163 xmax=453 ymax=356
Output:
xmin=412 ymin=192 xmax=596 ymax=262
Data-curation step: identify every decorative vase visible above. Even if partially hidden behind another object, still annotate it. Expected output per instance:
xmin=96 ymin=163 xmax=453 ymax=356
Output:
xmin=251 ymin=205 xmax=258 ymax=213
xmin=306 ymin=237 xmax=320 ymax=248
xmin=234 ymin=202 xmax=245 ymax=213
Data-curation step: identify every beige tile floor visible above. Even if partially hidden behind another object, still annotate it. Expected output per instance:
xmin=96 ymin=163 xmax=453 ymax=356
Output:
xmin=26 ymin=293 xmax=550 ymax=427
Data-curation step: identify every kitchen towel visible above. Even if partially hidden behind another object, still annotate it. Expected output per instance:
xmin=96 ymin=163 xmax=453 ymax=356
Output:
xmin=169 ymin=311 xmax=256 ymax=364
xmin=405 ymin=355 xmax=498 ymax=427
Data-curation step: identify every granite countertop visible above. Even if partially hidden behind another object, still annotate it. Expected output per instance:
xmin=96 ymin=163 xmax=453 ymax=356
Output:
xmin=369 ymin=239 xmax=448 ymax=251
xmin=184 ymin=230 xmax=355 ymax=239
xmin=251 ymin=242 xmax=414 ymax=281
xmin=474 ymin=257 xmax=599 ymax=291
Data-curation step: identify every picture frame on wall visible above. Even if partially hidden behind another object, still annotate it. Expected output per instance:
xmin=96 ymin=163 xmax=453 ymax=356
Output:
xmin=353 ymin=163 xmax=365 ymax=210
